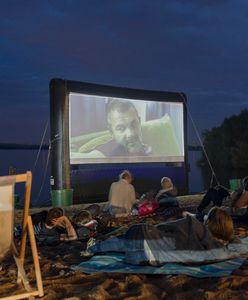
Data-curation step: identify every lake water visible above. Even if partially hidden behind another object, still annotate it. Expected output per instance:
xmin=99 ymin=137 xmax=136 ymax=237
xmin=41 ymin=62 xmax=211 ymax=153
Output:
xmin=0 ymin=149 xmax=51 ymax=207
xmin=1 ymin=149 xmax=244 ymax=207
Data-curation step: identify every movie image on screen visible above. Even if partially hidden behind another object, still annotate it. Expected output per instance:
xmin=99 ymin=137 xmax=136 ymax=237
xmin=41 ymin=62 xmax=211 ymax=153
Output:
xmin=69 ymin=93 xmax=184 ymax=164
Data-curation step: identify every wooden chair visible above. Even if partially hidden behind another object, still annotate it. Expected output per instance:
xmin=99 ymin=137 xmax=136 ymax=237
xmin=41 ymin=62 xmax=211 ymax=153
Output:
xmin=0 ymin=171 xmax=44 ymax=300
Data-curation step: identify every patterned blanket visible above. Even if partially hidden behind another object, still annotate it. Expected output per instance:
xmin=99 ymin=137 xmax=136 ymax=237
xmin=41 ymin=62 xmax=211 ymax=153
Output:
xmin=73 ymin=253 xmax=246 ymax=278
xmin=73 ymin=236 xmax=248 ymax=277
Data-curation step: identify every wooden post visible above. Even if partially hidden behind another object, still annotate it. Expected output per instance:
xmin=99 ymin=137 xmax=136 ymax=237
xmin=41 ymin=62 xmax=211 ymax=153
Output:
xmin=27 ymin=216 xmax=44 ymax=297
xmin=19 ymin=172 xmax=32 ymax=264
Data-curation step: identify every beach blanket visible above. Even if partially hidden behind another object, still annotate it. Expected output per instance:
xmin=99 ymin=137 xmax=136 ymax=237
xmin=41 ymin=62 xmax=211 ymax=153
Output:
xmin=72 ymin=253 xmax=246 ymax=278
xmin=108 ymin=217 xmax=248 ymax=265
xmin=73 ymin=236 xmax=248 ymax=277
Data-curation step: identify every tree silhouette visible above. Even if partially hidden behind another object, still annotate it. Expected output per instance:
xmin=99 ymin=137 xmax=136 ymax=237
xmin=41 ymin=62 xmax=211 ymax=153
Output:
xmin=199 ymin=109 xmax=248 ymax=171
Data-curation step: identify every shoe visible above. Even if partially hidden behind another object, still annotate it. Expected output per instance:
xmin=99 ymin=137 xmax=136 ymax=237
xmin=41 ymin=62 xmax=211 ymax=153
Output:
xmin=80 ymin=237 xmax=97 ymax=257
xmin=87 ymin=237 xmax=96 ymax=249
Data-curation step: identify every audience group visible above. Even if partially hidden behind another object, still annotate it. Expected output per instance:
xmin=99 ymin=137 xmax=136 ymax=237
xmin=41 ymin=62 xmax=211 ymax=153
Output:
xmin=26 ymin=171 xmax=248 ymax=265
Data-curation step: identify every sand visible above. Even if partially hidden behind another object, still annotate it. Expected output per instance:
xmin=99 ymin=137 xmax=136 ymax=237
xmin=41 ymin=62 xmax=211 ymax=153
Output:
xmin=1 ymin=196 xmax=248 ymax=300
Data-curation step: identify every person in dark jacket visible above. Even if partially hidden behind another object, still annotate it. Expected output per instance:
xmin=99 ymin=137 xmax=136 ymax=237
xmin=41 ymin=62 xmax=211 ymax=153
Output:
xmin=197 ymin=177 xmax=248 ymax=214
xmin=155 ymin=177 xmax=179 ymax=208
xmin=197 ymin=186 xmax=230 ymax=213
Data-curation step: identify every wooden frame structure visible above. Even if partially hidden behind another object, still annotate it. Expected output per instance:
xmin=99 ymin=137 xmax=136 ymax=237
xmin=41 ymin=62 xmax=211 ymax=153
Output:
xmin=0 ymin=171 xmax=44 ymax=300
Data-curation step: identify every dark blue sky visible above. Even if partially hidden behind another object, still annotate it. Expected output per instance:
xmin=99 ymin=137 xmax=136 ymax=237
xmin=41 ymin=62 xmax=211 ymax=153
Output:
xmin=1 ymin=0 xmax=247 ymax=145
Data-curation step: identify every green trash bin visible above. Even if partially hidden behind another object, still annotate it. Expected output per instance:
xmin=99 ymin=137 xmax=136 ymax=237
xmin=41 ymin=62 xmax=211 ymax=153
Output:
xmin=51 ymin=189 xmax=73 ymax=207
xmin=229 ymin=179 xmax=241 ymax=191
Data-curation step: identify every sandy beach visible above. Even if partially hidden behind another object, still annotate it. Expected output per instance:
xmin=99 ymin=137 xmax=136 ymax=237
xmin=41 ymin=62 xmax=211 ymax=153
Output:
xmin=1 ymin=195 xmax=248 ymax=300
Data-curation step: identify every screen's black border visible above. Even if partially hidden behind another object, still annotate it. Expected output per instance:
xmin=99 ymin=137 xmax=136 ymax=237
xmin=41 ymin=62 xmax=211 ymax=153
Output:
xmin=50 ymin=78 xmax=188 ymax=197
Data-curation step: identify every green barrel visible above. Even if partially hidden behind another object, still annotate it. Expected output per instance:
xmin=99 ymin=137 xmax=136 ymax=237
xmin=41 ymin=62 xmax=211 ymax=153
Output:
xmin=229 ymin=179 xmax=241 ymax=191
xmin=51 ymin=189 xmax=73 ymax=207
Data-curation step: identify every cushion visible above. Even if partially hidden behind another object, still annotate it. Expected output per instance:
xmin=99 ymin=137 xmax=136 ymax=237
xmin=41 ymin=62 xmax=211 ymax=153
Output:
xmin=79 ymin=133 xmax=112 ymax=153
xmin=141 ymin=114 xmax=180 ymax=156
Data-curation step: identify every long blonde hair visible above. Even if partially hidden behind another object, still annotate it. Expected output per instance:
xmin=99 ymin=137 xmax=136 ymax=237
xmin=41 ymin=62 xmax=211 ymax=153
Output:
xmin=205 ymin=207 xmax=234 ymax=242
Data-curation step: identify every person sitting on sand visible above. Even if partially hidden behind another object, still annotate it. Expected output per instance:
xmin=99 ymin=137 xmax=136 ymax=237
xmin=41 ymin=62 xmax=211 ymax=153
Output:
xmin=104 ymin=170 xmax=136 ymax=217
xmin=81 ymin=207 xmax=241 ymax=265
xmin=155 ymin=177 xmax=179 ymax=208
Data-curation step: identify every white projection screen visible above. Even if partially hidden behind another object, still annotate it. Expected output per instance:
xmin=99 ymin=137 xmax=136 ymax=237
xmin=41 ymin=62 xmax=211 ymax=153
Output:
xmin=69 ymin=93 xmax=184 ymax=164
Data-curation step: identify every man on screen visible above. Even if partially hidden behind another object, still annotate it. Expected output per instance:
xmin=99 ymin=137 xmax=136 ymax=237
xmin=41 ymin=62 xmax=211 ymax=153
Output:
xmin=96 ymin=99 xmax=152 ymax=156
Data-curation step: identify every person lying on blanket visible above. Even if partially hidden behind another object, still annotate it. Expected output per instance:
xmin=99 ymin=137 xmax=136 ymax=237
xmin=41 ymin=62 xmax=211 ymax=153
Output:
xmin=81 ymin=207 xmax=242 ymax=265
xmin=197 ymin=177 xmax=248 ymax=215
xmin=30 ymin=208 xmax=73 ymax=241
xmin=29 ymin=208 xmax=98 ymax=242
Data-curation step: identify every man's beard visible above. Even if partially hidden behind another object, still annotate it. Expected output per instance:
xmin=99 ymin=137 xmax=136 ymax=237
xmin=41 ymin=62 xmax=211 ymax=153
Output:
xmin=126 ymin=138 xmax=143 ymax=153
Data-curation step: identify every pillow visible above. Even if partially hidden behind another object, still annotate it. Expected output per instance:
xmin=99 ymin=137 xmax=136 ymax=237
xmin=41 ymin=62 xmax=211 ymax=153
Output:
xmin=71 ymin=130 xmax=109 ymax=152
xmin=141 ymin=114 xmax=181 ymax=156
xmin=79 ymin=132 xmax=112 ymax=153
xmin=70 ymin=150 xmax=106 ymax=159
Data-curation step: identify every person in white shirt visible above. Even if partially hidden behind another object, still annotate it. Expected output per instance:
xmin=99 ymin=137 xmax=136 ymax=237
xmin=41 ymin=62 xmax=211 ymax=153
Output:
xmin=106 ymin=170 xmax=136 ymax=217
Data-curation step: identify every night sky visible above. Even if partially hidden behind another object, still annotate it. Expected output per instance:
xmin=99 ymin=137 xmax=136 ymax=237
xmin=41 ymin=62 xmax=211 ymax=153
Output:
xmin=1 ymin=0 xmax=248 ymax=145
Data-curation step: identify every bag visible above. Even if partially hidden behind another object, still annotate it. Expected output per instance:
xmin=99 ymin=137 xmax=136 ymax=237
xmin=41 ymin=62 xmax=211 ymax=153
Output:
xmin=138 ymin=199 xmax=159 ymax=216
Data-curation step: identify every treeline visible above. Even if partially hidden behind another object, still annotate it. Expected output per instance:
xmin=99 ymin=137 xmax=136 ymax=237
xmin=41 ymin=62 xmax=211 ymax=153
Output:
xmin=198 ymin=109 xmax=248 ymax=170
